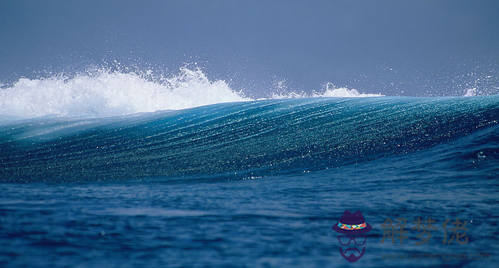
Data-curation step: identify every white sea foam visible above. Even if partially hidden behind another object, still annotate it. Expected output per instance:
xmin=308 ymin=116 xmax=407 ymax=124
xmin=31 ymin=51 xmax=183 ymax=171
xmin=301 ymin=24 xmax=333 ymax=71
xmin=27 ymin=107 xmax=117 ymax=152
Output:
xmin=0 ymin=68 xmax=250 ymax=118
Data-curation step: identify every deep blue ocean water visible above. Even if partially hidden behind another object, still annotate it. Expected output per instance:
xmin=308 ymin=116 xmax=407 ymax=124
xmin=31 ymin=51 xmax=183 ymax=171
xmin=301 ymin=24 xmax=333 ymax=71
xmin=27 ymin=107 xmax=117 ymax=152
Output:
xmin=1 ymin=96 xmax=498 ymax=267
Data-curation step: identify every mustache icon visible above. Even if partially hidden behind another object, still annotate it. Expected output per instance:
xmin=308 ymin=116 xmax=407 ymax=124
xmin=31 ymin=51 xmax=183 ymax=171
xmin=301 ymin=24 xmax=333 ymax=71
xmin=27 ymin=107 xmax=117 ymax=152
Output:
xmin=344 ymin=248 xmax=361 ymax=254
xmin=340 ymin=247 xmax=365 ymax=263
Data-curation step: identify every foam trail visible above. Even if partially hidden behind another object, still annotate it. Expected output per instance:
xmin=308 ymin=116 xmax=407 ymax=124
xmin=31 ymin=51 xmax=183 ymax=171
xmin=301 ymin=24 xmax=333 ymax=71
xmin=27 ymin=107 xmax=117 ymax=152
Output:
xmin=0 ymin=68 xmax=250 ymax=118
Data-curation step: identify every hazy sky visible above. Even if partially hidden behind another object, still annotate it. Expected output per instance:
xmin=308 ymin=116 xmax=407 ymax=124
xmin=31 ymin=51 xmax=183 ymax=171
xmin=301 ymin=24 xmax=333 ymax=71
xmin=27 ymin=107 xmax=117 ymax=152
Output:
xmin=1 ymin=0 xmax=498 ymax=96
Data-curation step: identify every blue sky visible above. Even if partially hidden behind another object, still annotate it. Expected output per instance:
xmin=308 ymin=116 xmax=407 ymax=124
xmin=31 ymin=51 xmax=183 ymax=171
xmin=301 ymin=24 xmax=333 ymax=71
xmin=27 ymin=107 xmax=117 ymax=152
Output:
xmin=1 ymin=0 xmax=498 ymax=96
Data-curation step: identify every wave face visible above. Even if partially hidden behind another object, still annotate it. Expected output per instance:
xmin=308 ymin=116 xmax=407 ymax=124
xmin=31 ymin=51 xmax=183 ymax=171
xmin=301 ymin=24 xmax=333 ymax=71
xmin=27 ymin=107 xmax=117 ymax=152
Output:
xmin=1 ymin=96 xmax=498 ymax=182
